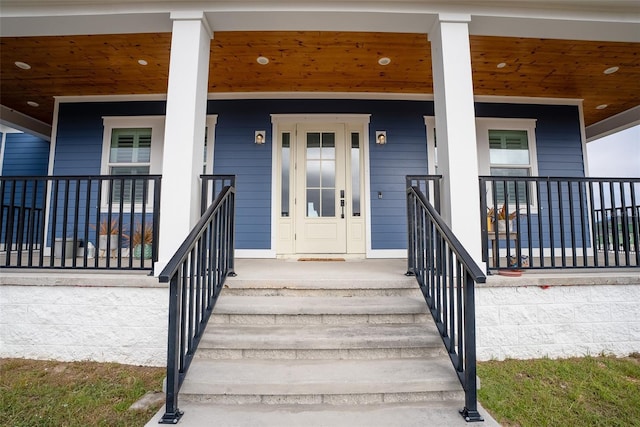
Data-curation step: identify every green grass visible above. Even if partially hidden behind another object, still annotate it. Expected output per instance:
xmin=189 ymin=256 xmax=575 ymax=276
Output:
xmin=0 ymin=358 xmax=165 ymax=427
xmin=478 ymin=354 xmax=640 ymax=427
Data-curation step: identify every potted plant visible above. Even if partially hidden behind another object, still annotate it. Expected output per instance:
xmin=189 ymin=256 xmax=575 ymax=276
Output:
xmin=132 ymin=223 xmax=153 ymax=259
xmin=95 ymin=218 xmax=125 ymax=252
xmin=487 ymin=204 xmax=519 ymax=232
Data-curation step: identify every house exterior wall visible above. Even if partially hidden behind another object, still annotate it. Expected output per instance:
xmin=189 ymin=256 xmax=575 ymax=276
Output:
xmin=476 ymin=279 xmax=640 ymax=361
xmin=51 ymin=98 xmax=584 ymax=253
xmin=2 ymin=278 xmax=637 ymax=366
xmin=0 ymin=281 xmax=167 ymax=366
xmin=1 ymin=132 xmax=49 ymax=176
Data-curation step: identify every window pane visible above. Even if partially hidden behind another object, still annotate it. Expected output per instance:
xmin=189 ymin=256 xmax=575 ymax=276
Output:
xmin=281 ymin=133 xmax=290 ymax=216
xmin=306 ymin=160 xmax=321 ymax=187
xmin=110 ymin=166 xmax=150 ymax=204
xmin=321 ymin=160 xmax=335 ymax=188
xmin=351 ymin=133 xmax=361 ymax=216
xmin=489 ymin=130 xmax=529 ymax=165
xmin=307 ymin=189 xmax=320 ymax=217
xmin=321 ymin=189 xmax=335 ymax=217
xmin=490 ymin=167 xmax=529 ymax=204
xmin=110 ymin=128 xmax=152 ymax=163
xmin=321 ymin=133 xmax=335 ymax=159
xmin=307 ymin=133 xmax=321 ymax=159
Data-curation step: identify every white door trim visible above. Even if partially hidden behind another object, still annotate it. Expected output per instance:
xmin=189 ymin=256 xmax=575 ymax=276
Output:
xmin=271 ymin=114 xmax=371 ymax=257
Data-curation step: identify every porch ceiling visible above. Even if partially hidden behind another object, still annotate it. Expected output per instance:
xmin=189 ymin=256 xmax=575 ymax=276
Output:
xmin=1 ymin=31 xmax=638 ymax=129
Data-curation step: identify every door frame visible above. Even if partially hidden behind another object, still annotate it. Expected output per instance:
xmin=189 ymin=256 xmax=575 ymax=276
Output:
xmin=271 ymin=114 xmax=371 ymax=258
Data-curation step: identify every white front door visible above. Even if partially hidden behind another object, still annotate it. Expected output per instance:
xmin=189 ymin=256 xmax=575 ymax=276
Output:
xmin=274 ymin=115 xmax=368 ymax=257
xmin=295 ymin=123 xmax=347 ymax=254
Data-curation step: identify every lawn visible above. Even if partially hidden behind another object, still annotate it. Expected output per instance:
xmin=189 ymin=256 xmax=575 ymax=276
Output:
xmin=2 ymin=355 xmax=639 ymax=426
xmin=478 ymin=354 xmax=640 ymax=427
xmin=0 ymin=358 xmax=165 ymax=427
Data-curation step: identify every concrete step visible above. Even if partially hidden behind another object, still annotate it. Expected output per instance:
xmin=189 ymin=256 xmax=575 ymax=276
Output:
xmin=179 ymin=358 xmax=463 ymax=405
xmin=146 ymin=400 xmax=501 ymax=427
xmin=223 ymin=276 xmax=422 ymax=297
xmin=210 ymin=295 xmax=430 ymax=325
xmin=196 ymin=323 xmax=445 ymax=360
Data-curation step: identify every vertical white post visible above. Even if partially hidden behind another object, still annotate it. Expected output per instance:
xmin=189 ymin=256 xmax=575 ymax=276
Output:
xmin=156 ymin=12 xmax=212 ymax=274
xmin=429 ymin=14 xmax=484 ymax=269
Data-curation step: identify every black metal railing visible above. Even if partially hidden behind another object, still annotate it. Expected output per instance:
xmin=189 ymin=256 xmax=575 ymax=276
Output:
xmin=406 ymin=175 xmax=442 ymax=275
xmin=480 ymin=176 xmax=639 ymax=270
xmin=158 ymin=182 xmax=236 ymax=424
xmin=0 ymin=175 xmax=161 ymax=270
xmin=200 ymin=175 xmax=236 ymax=214
xmin=407 ymin=181 xmax=486 ymax=423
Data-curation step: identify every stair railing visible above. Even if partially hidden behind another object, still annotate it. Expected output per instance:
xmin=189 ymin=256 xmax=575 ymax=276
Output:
xmin=158 ymin=182 xmax=236 ymax=424
xmin=407 ymin=181 xmax=486 ymax=423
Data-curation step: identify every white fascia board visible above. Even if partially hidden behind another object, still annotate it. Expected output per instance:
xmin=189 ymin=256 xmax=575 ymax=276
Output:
xmin=586 ymin=105 xmax=640 ymax=142
xmin=0 ymin=105 xmax=52 ymax=141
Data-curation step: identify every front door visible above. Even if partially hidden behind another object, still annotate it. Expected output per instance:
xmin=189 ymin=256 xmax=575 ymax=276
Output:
xmin=294 ymin=123 xmax=347 ymax=254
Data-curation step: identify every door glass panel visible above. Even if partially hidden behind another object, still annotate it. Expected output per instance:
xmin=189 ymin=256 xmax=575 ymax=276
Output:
xmin=306 ymin=132 xmax=336 ymax=217
xmin=321 ymin=133 xmax=335 ymax=159
xmin=307 ymin=189 xmax=320 ymax=217
xmin=307 ymin=133 xmax=321 ymax=159
xmin=351 ymin=133 xmax=361 ymax=216
xmin=321 ymin=189 xmax=336 ymax=216
xmin=306 ymin=160 xmax=321 ymax=187
xmin=281 ymin=133 xmax=290 ymax=216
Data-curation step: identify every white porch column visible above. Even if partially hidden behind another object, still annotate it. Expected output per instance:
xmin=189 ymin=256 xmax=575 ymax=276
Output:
xmin=429 ymin=14 xmax=483 ymax=269
xmin=156 ymin=12 xmax=212 ymax=274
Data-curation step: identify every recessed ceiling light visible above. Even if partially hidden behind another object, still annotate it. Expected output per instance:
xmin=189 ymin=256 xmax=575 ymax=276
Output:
xmin=497 ymin=62 xmax=507 ymax=69
xmin=378 ymin=57 xmax=391 ymax=66
xmin=603 ymin=66 xmax=619 ymax=75
xmin=138 ymin=59 xmax=148 ymax=66
xmin=27 ymin=101 xmax=39 ymax=107
xmin=596 ymin=104 xmax=608 ymax=110
xmin=15 ymin=61 xmax=31 ymax=70
xmin=257 ymin=56 xmax=269 ymax=65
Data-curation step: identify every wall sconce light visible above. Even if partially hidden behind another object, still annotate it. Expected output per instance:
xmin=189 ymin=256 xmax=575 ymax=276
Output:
xmin=375 ymin=131 xmax=387 ymax=145
xmin=255 ymin=131 xmax=266 ymax=145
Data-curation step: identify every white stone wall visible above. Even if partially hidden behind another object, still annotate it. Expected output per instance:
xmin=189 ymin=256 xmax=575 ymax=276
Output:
xmin=476 ymin=279 xmax=640 ymax=361
xmin=0 ymin=282 xmax=168 ymax=366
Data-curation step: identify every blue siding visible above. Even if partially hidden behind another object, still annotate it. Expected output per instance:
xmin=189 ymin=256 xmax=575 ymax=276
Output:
xmin=52 ymin=99 xmax=584 ymax=251
xmin=476 ymin=103 xmax=584 ymax=177
xmin=55 ymin=102 xmax=166 ymax=175
xmin=2 ymin=132 xmax=49 ymax=176
xmin=208 ymin=100 xmax=432 ymax=250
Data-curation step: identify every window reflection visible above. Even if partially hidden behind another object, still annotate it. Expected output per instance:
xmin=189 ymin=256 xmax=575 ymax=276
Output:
xmin=351 ymin=133 xmax=361 ymax=216
xmin=306 ymin=132 xmax=336 ymax=218
xmin=281 ymin=133 xmax=290 ymax=216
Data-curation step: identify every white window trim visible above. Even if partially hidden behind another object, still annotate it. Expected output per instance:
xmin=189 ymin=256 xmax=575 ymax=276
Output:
xmin=203 ymin=115 xmax=218 ymax=174
xmin=101 ymin=116 xmax=165 ymax=211
xmin=475 ymin=118 xmax=538 ymax=177
xmin=425 ymin=116 xmax=539 ymax=210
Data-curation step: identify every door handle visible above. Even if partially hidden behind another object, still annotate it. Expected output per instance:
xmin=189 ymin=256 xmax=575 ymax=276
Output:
xmin=340 ymin=190 xmax=345 ymax=219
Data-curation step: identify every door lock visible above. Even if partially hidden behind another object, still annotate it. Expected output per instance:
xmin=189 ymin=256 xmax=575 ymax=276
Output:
xmin=340 ymin=190 xmax=345 ymax=219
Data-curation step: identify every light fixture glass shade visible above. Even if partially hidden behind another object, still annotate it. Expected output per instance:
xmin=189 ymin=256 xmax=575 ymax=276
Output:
xmin=255 ymin=131 xmax=266 ymax=144
xmin=375 ymin=131 xmax=387 ymax=145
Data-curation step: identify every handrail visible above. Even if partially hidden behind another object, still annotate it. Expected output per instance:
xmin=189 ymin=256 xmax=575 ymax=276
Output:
xmin=158 ymin=183 xmax=236 ymax=424
xmin=407 ymin=182 xmax=486 ymax=422
xmin=405 ymin=175 xmax=442 ymax=276
xmin=200 ymin=175 xmax=236 ymax=215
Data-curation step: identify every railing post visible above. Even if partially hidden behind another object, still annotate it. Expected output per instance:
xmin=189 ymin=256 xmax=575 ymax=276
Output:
xmin=460 ymin=273 xmax=483 ymax=422
xmin=159 ymin=273 xmax=184 ymax=424
xmin=406 ymin=177 xmax=416 ymax=276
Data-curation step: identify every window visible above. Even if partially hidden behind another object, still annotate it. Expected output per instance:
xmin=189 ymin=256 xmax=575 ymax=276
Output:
xmin=477 ymin=118 xmax=538 ymax=206
xmin=101 ymin=116 xmax=165 ymax=209
xmin=489 ymin=130 xmax=532 ymax=204
xmin=108 ymin=128 xmax=151 ymax=204
xmin=425 ymin=117 xmax=538 ymax=205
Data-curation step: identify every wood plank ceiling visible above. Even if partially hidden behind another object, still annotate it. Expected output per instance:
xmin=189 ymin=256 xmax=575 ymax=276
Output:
xmin=1 ymin=31 xmax=638 ymax=127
